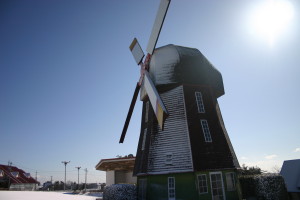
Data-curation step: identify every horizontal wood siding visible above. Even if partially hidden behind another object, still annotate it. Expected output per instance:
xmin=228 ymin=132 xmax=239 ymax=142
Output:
xmin=183 ymin=84 xmax=237 ymax=171
xmin=147 ymin=86 xmax=193 ymax=174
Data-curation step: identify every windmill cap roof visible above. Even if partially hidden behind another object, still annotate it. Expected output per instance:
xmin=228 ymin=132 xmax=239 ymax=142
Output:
xmin=149 ymin=44 xmax=224 ymax=97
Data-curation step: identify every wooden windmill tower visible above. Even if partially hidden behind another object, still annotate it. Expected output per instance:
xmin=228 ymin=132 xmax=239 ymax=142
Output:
xmin=120 ymin=1 xmax=241 ymax=200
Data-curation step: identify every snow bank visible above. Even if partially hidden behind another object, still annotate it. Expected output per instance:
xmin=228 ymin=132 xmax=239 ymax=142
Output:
xmin=0 ymin=191 xmax=100 ymax=200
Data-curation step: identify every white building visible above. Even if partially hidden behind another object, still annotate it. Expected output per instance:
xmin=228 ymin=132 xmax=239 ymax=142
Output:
xmin=280 ymin=159 xmax=300 ymax=200
xmin=95 ymin=157 xmax=136 ymax=186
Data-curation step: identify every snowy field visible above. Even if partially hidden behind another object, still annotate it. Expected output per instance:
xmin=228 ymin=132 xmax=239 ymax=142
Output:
xmin=0 ymin=191 xmax=102 ymax=200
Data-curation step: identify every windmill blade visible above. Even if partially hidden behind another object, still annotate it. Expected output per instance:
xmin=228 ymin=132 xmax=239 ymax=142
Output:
xmin=143 ymin=71 xmax=168 ymax=130
xmin=146 ymin=0 xmax=171 ymax=55
xmin=119 ymin=83 xmax=141 ymax=143
xmin=129 ymin=38 xmax=145 ymax=65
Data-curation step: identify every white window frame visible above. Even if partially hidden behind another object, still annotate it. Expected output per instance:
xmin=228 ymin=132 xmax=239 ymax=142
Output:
xmin=168 ymin=177 xmax=176 ymax=200
xmin=195 ymin=91 xmax=205 ymax=113
xmin=165 ymin=153 xmax=173 ymax=165
xmin=145 ymin=101 xmax=149 ymax=123
xmin=148 ymin=158 xmax=154 ymax=168
xmin=141 ymin=128 xmax=147 ymax=150
xmin=11 ymin=172 xmax=19 ymax=178
xmin=23 ymin=173 xmax=31 ymax=178
xmin=225 ymin=172 xmax=236 ymax=191
xmin=197 ymin=174 xmax=208 ymax=194
xmin=200 ymin=120 xmax=212 ymax=142
xmin=209 ymin=172 xmax=226 ymax=200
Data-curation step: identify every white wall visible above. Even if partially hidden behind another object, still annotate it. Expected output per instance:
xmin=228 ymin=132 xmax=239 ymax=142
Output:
xmin=105 ymin=170 xmax=136 ymax=186
xmin=106 ymin=171 xmax=115 ymax=186
xmin=9 ymin=183 xmax=36 ymax=191
xmin=125 ymin=171 xmax=137 ymax=184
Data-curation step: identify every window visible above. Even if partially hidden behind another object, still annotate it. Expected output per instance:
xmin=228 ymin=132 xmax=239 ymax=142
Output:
xmin=165 ymin=153 xmax=173 ymax=165
xmin=141 ymin=128 xmax=147 ymax=150
xmin=200 ymin=120 xmax=212 ymax=142
xmin=168 ymin=177 xmax=176 ymax=200
xmin=11 ymin=172 xmax=19 ymax=178
xmin=145 ymin=101 xmax=149 ymax=123
xmin=226 ymin=172 xmax=236 ymax=191
xmin=0 ymin=170 xmax=3 ymax=177
xmin=195 ymin=92 xmax=205 ymax=113
xmin=197 ymin=174 xmax=208 ymax=194
xmin=210 ymin=172 xmax=225 ymax=200
xmin=24 ymin=173 xmax=31 ymax=178
xmin=148 ymin=158 xmax=154 ymax=168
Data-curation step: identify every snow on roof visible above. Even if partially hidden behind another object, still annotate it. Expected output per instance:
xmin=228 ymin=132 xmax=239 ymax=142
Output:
xmin=280 ymin=159 xmax=300 ymax=192
xmin=149 ymin=44 xmax=224 ymax=98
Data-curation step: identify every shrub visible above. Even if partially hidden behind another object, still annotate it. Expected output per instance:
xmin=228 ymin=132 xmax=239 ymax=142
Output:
xmin=254 ymin=174 xmax=288 ymax=200
xmin=239 ymin=174 xmax=288 ymax=200
xmin=103 ymin=184 xmax=136 ymax=200
xmin=239 ymin=175 xmax=256 ymax=198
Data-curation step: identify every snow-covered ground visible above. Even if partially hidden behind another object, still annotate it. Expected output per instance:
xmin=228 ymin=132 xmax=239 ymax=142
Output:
xmin=0 ymin=191 xmax=102 ymax=200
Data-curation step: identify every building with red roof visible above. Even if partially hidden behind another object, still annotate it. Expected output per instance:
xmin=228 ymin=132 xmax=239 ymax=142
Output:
xmin=0 ymin=164 xmax=39 ymax=190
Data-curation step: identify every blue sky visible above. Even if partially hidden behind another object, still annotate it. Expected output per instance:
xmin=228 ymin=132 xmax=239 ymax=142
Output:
xmin=1 ymin=0 xmax=299 ymax=184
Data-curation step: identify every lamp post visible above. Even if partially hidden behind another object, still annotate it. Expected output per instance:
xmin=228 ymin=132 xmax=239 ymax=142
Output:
xmin=75 ymin=166 xmax=81 ymax=189
xmin=84 ymin=168 xmax=87 ymax=192
xmin=61 ymin=161 xmax=70 ymax=190
xmin=8 ymin=161 xmax=12 ymax=189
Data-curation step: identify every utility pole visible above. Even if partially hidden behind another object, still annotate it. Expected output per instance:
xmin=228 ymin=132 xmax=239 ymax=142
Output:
xmin=50 ymin=176 xmax=53 ymax=191
xmin=84 ymin=168 xmax=87 ymax=192
xmin=61 ymin=161 xmax=70 ymax=190
xmin=35 ymin=171 xmax=37 ymax=190
xmin=8 ymin=161 xmax=12 ymax=189
xmin=75 ymin=167 xmax=81 ymax=189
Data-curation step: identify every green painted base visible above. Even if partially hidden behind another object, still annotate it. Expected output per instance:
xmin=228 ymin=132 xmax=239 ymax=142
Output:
xmin=137 ymin=170 xmax=242 ymax=200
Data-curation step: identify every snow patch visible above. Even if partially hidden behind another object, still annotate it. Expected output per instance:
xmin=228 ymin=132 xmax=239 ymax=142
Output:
xmin=0 ymin=191 xmax=99 ymax=200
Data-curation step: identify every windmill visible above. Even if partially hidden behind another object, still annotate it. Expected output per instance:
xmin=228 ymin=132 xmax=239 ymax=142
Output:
xmin=119 ymin=1 xmax=241 ymax=200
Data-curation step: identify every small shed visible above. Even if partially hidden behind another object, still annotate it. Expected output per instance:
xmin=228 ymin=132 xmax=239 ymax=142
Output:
xmin=280 ymin=159 xmax=300 ymax=200
xmin=95 ymin=157 xmax=136 ymax=186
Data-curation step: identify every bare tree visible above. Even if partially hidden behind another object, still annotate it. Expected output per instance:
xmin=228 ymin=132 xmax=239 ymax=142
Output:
xmin=271 ymin=165 xmax=281 ymax=174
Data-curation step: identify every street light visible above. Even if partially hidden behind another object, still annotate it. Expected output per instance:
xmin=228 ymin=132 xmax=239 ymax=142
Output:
xmin=61 ymin=161 xmax=70 ymax=190
xmin=75 ymin=166 xmax=81 ymax=189
xmin=84 ymin=168 xmax=87 ymax=192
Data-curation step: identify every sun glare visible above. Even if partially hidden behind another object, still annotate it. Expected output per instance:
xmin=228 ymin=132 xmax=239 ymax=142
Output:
xmin=250 ymin=0 xmax=294 ymax=46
